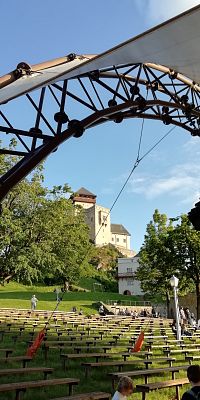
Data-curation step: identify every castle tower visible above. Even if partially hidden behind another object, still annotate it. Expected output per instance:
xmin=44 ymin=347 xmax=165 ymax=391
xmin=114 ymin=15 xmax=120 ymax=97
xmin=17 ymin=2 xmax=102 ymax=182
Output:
xmin=71 ymin=187 xmax=96 ymax=209
xmin=71 ymin=187 xmax=111 ymax=245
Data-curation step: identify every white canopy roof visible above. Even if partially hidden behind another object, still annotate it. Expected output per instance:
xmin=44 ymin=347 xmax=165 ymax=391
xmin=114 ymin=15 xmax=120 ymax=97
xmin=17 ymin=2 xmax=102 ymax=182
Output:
xmin=1 ymin=4 xmax=200 ymax=105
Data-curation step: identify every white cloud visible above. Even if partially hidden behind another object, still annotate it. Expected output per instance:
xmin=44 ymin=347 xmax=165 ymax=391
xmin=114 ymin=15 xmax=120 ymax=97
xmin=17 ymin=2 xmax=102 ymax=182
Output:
xmin=102 ymin=134 xmax=200 ymax=206
xmin=129 ymin=162 xmax=200 ymax=204
xmin=135 ymin=0 xmax=200 ymax=23
xmin=183 ymin=137 xmax=200 ymax=157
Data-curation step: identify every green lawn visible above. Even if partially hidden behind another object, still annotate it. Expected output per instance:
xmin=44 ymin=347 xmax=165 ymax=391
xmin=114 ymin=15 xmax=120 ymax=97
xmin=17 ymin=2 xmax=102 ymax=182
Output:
xmin=0 ymin=282 xmax=192 ymax=400
xmin=0 ymin=282 xmax=138 ymax=315
xmin=0 ymin=313 xmax=191 ymax=400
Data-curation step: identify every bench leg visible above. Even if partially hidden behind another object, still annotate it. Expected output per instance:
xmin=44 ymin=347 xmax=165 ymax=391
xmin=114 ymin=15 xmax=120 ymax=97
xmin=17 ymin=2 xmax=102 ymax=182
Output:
xmin=15 ymin=389 xmax=26 ymax=400
xmin=68 ymin=384 xmax=73 ymax=396
xmin=63 ymin=358 xmax=66 ymax=371
xmin=142 ymin=392 xmax=146 ymax=400
xmin=172 ymin=371 xmax=176 ymax=380
xmin=176 ymin=386 xmax=180 ymax=400
xmin=44 ymin=346 xmax=49 ymax=361
xmin=44 ymin=371 xmax=49 ymax=379
xmin=85 ymin=366 xmax=91 ymax=379
xmin=5 ymin=350 xmax=9 ymax=358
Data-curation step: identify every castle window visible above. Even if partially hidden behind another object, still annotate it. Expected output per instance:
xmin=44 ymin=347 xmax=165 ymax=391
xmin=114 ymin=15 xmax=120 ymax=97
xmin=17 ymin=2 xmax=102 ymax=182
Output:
xmin=117 ymin=238 xmax=119 ymax=242
xmin=98 ymin=211 xmax=101 ymax=224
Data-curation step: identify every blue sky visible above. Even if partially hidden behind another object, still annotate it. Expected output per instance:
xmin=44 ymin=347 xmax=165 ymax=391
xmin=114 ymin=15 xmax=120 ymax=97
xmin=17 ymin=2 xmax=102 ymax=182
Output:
xmin=1 ymin=0 xmax=200 ymax=252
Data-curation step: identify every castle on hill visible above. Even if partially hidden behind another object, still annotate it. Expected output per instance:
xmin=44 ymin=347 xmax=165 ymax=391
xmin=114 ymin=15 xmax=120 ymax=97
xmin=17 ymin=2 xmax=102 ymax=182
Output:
xmin=71 ymin=187 xmax=135 ymax=258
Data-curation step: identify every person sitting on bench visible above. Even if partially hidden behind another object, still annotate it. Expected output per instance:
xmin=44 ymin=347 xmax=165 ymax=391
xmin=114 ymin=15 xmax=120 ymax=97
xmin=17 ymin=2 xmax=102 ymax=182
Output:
xmin=182 ymin=365 xmax=200 ymax=399
xmin=112 ymin=376 xmax=134 ymax=400
xmin=181 ymin=323 xmax=192 ymax=337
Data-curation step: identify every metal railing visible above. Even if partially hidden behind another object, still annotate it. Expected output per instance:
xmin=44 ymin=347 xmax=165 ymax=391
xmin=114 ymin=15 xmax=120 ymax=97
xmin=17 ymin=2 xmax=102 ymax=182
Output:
xmin=105 ymin=300 xmax=151 ymax=307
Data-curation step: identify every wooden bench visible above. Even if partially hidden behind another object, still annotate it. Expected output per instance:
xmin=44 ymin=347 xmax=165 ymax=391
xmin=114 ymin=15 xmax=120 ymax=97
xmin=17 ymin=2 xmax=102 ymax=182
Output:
xmin=185 ymin=355 xmax=200 ymax=364
xmin=0 ymin=377 xmax=80 ymax=400
xmin=164 ymin=348 xmax=200 ymax=357
xmin=0 ymin=356 xmax=32 ymax=368
xmin=0 ymin=348 xmax=13 ymax=357
xmin=50 ymin=392 xmax=111 ymax=400
xmin=136 ymin=377 xmax=189 ymax=400
xmin=61 ymin=353 xmax=114 ymax=370
xmin=60 ymin=352 xmax=154 ymax=369
xmin=82 ymin=359 xmax=159 ymax=378
xmin=109 ymin=364 xmax=187 ymax=389
xmin=43 ymin=344 xmax=113 ymax=360
xmin=0 ymin=367 xmax=53 ymax=379
xmin=44 ymin=340 xmax=95 ymax=346
xmin=73 ymin=346 xmax=112 ymax=354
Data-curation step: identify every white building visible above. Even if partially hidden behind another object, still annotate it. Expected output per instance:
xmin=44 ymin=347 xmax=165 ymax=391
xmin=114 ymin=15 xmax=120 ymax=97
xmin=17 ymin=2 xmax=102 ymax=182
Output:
xmin=117 ymin=255 xmax=143 ymax=295
xmin=71 ymin=187 xmax=135 ymax=256
xmin=111 ymin=224 xmax=132 ymax=257
xmin=85 ymin=204 xmax=111 ymax=247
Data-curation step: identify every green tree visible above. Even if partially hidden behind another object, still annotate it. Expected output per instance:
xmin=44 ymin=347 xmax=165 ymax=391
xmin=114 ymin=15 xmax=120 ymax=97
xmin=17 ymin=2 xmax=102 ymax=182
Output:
xmin=0 ymin=143 xmax=91 ymax=285
xmin=90 ymin=244 xmax=123 ymax=273
xmin=42 ymin=187 xmax=91 ymax=285
xmin=136 ymin=210 xmax=188 ymax=315
xmin=172 ymin=215 xmax=200 ymax=319
xmin=88 ymin=244 xmax=123 ymax=293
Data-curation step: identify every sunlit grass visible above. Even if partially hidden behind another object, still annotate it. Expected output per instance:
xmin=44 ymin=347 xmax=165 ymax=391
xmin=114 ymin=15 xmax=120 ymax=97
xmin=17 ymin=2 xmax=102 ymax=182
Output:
xmin=0 ymin=283 xmax=194 ymax=399
xmin=0 ymin=282 xmax=139 ymax=315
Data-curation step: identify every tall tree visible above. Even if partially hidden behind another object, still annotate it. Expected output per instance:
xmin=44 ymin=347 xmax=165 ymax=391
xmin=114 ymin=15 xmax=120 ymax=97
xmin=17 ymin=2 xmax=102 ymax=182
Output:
xmin=172 ymin=215 xmax=200 ymax=319
xmin=136 ymin=210 xmax=189 ymax=315
xmin=0 ymin=142 xmax=91 ymax=285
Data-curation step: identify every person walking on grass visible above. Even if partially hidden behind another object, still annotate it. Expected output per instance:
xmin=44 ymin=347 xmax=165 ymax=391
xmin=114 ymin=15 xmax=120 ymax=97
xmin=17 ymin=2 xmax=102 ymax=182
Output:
xmin=112 ymin=376 xmax=134 ymax=400
xmin=31 ymin=294 xmax=38 ymax=311
xmin=182 ymin=365 xmax=200 ymax=399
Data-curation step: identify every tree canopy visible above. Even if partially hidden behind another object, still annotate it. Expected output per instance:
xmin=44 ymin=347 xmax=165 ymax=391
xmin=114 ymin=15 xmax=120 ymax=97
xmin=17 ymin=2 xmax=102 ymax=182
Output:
xmin=137 ymin=209 xmax=200 ymax=318
xmin=0 ymin=144 xmax=91 ymax=285
xmin=0 ymin=141 xmax=123 ymax=290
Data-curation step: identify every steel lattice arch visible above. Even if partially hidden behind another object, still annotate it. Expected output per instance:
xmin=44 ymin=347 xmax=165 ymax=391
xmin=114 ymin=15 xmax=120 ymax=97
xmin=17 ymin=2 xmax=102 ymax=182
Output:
xmin=1 ymin=4 xmax=200 ymax=201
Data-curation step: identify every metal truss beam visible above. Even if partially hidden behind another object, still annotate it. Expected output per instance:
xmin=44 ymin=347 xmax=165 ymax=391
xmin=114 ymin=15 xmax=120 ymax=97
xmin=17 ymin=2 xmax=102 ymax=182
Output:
xmin=0 ymin=63 xmax=200 ymax=201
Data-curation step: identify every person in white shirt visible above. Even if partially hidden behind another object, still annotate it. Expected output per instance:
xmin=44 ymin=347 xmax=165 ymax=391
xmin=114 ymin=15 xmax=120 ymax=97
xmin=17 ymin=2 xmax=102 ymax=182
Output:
xmin=180 ymin=307 xmax=186 ymax=324
xmin=31 ymin=294 xmax=38 ymax=311
xmin=112 ymin=376 xmax=134 ymax=400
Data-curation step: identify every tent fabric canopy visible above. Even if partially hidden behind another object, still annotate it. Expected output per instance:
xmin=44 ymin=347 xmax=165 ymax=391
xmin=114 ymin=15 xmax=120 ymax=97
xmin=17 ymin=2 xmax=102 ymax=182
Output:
xmin=1 ymin=4 xmax=200 ymax=105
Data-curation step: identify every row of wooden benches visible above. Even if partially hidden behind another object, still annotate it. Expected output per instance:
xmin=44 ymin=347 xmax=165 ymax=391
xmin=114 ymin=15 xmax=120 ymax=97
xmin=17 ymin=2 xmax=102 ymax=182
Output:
xmin=0 ymin=365 xmax=190 ymax=400
xmin=0 ymin=360 xmax=191 ymax=400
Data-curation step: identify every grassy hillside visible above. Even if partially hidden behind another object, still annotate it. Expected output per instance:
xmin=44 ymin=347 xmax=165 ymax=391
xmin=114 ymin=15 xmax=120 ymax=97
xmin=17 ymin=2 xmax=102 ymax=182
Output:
xmin=0 ymin=282 xmax=139 ymax=314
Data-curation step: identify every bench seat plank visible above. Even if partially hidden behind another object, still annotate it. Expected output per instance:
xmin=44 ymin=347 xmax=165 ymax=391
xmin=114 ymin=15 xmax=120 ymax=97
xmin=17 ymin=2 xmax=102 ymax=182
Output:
xmin=109 ymin=365 xmax=188 ymax=378
xmin=0 ymin=367 xmax=53 ymax=376
xmin=50 ymin=392 xmax=111 ymax=400
xmin=136 ymin=377 xmax=189 ymax=391
xmin=109 ymin=365 xmax=188 ymax=388
xmin=0 ymin=377 xmax=79 ymax=392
